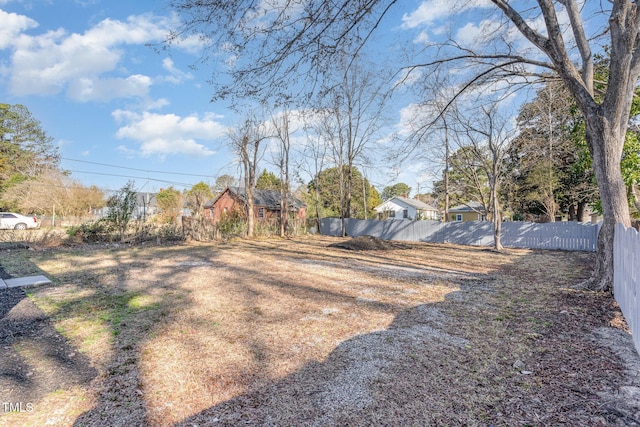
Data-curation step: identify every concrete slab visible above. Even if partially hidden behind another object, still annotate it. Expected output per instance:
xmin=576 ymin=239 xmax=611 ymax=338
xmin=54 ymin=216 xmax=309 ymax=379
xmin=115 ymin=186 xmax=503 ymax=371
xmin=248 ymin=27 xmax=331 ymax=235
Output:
xmin=4 ymin=275 xmax=52 ymax=288
xmin=0 ymin=278 xmax=6 ymax=289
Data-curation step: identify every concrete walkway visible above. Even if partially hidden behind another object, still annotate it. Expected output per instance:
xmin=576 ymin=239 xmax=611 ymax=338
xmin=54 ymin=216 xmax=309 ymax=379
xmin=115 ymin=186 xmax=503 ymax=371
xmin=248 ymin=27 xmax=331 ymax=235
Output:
xmin=0 ymin=275 xmax=52 ymax=290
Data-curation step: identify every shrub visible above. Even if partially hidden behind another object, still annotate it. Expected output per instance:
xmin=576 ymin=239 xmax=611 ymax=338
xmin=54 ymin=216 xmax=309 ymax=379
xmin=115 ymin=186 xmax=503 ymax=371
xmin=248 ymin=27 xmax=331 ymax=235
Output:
xmin=66 ymin=219 xmax=115 ymax=242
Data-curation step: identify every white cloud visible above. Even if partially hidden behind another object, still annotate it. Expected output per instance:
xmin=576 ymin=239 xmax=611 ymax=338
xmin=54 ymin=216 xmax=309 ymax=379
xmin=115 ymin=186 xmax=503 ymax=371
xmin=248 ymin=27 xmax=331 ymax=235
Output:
xmin=116 ymin=144 xmax=137 ymax=158
xmin=170 ymin=33 xmax=206 ymax=55
xmin=455 ymin=19 xmax=502 ymax=47
xmin=159 ymin=57 xmax=193 ymax=84
xmin=402 ymin=0 xmax=459 ymax=29
xmin=0 ymin=8 xmax=38 ymax=49
xmin=402 ymin=0 xmax=494 ymax=42
xmin=67 ymin=74 xmax=152 ymax=102
xmin=396 ymin=103 xmax=433 ymax=137
xmin=414 ymin=31 xmax=429 ymax=44
xmin=113 ymin=110 xmax=226 ymax=158
xmin=393 ymin=67 xmax=424 ymax=90
xmin=141 ymin=97 xmax=171 ymax=110
xmin=4 ymin=12 xmax=192 ymax=101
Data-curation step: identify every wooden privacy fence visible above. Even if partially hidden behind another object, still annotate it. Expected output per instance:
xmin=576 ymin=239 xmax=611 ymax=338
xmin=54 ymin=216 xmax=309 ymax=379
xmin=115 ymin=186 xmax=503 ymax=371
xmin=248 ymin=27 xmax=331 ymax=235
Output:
xmin=320 ymin=218 xmax=601 ymax=251
xmin=614 ymin=223 xmax=640 ymax=355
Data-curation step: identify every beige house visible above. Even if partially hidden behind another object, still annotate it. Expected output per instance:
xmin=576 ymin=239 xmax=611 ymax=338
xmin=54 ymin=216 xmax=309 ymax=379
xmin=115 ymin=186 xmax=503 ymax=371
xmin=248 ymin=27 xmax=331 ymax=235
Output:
xmin=448 ymin=201 xmax=486 ymax=222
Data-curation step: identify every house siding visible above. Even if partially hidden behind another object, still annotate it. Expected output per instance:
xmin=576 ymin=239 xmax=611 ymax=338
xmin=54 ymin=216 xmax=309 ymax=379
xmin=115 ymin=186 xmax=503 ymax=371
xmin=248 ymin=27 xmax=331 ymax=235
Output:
xmin=376 ymin=200 xmax=413 ymax=220
xmin=207 ymin=190 xmax=243 ymax=222
xmin=450 ymin=212 xmax=484 ymax=222
xmin=205 ymin=188 xmax=307 ymax=223
xmin=375 ymin=198 xmax=439 ymax=221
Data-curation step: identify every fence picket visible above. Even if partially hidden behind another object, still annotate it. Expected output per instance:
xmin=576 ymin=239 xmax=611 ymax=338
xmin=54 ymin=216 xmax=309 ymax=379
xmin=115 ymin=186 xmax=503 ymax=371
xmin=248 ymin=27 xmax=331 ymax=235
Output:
xmin=614 ymin=223 xmax=640 ymax=354
xmin=320 ymin=218 xmax=600 ymax=251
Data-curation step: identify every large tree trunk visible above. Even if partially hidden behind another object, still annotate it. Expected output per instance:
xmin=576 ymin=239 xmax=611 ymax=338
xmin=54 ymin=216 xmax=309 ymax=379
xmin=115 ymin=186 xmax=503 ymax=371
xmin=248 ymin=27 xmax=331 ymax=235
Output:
xmin=577 ymin=201 xmax=587 ymax=222
xmin=246 ymin=186 xmax=255 ymax=238
xmin=492 ymin=181 xmax=503 ymax=252
xmin=493 ymin=216 xmax=503 ymax=251
xmin=346 ymin=164 xmax=353 ymax=219
xmin=444 ymin=122 xmax=450 ymax=223
xmin=581 ymin=115 xmax=631 ymax=292
xmin=314 ymin=179 xmax=322 ymax=234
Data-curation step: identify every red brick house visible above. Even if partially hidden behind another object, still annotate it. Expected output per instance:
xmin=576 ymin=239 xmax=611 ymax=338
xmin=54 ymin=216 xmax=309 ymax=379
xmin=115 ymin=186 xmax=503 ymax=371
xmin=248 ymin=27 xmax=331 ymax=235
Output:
xmin=204 ymin=187 xmax=306 ymax=223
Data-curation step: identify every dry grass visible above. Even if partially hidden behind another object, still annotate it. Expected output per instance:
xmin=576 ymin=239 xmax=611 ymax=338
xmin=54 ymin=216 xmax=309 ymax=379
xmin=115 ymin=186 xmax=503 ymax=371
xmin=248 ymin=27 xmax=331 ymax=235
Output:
xmin=0 ymin=235 xmax=636 ymax=426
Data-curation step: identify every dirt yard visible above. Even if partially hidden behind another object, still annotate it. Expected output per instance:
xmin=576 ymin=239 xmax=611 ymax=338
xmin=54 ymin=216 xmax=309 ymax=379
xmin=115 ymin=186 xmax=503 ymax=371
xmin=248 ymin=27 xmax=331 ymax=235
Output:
xmin=1 ymin=235 xmax=639 ymax=426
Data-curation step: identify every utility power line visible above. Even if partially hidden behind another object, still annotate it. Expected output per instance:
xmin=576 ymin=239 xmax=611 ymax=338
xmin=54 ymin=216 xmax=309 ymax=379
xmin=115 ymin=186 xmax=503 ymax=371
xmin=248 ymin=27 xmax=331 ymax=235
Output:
xmin=66 ymin=170 xmax=195 ymax=188
xmin=62 ymin=157 xmax=217 ymax=179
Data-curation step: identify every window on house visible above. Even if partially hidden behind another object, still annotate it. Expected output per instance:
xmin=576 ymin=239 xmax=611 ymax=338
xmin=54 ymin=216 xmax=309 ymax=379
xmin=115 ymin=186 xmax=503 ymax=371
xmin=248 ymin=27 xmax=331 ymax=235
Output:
xmin=403 ymin=209 xmax=409 ymax=219
xmin=388 ymin=210 xmax=396 ymax=218
xmin=456 ymin=214 xmax=463 ymax=222
xmin=258 ymin=207 xmax=265 ymax=219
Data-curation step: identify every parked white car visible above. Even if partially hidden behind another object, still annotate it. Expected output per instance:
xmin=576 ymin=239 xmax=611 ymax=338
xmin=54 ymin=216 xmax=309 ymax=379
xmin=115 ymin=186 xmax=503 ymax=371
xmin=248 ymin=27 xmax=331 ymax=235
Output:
xmin=0 ymin=212 xmax=40 ymax=230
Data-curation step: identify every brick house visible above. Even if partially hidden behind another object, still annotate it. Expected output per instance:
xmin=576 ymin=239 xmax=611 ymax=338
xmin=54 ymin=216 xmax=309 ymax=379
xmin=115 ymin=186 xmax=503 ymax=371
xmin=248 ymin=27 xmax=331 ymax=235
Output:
xmin=204 ymin=187 xmax=306 ymax=223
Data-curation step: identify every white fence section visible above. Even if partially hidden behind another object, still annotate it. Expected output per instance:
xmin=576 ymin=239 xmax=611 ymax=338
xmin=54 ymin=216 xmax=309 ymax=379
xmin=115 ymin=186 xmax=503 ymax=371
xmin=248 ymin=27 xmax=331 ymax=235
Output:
xmin=614 ymin=223 xmax=640 ymax=354
xmin=320 ymin=218 xmax=601 ymax=251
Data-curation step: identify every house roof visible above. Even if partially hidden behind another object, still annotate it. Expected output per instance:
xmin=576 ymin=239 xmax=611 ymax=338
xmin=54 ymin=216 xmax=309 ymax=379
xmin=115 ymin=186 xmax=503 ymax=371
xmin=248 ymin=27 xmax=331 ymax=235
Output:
xmin=394 ymin=197 xmax=439 ymax=211
xmin=206 ymin=186 xmax=306 ymax=210
xmin=375 ymin=196 xmax=439 ymax=212
xmin=448 ymin=201 xmax=485 ymax=213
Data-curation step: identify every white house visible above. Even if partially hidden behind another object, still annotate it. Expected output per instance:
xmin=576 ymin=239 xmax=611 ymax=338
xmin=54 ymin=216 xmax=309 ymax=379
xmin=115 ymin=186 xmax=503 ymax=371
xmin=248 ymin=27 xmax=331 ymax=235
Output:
xmin=374 ymin=197 xmax=440 ymax=220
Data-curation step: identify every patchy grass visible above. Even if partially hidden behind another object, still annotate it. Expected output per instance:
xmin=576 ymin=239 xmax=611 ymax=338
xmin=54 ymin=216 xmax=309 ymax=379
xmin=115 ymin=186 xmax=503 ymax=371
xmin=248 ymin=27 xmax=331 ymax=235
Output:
xmin=0 ymin=236 xmax=635 ymax=426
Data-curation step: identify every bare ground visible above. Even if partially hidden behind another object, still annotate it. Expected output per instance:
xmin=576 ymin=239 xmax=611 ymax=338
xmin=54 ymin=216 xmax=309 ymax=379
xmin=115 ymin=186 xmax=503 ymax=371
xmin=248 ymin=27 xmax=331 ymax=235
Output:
xmin=0 ymin=235 xmax=638 ymax=426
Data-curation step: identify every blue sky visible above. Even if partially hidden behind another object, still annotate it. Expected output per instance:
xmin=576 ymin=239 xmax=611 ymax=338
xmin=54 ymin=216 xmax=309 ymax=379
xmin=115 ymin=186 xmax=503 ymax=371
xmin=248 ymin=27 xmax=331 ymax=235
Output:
xmin=1 ymin=0 xmax=239 ymax=194
xmin=0 ymin=1 xmax=603 ymax=197
xmin=0 ymin=0 xmax=466 ymax=197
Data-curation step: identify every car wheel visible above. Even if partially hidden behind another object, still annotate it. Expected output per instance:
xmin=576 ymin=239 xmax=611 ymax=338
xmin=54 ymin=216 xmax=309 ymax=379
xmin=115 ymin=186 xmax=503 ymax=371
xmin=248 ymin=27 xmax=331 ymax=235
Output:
xmin=14 ymin=223 xmax=27 ymax=230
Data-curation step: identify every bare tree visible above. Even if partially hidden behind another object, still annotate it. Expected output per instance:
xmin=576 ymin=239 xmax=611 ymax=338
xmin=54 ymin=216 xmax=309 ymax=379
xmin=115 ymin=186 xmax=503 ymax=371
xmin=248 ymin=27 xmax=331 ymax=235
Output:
xmin=515 ymin=82 xmax=570 ymax=222
xmin=469 ymin=1 xmax=635 ymax=291
xmin=166 ymin=1 xmax=398 ymax=104
xmin=3 ymin=167 xmax=104 ymax=218
xmin=168 ymin=1 xmax=638 ymax=291
xmin=295 ymin=113 xmax=329 ymax=233
xmin=228 ymin=117 xmax=269 ymax=238
xmin=320 ymin=106 xmax=348 ymax=236
xmin=271 ymin=110 xmax=293 ymax=237
xmin=400 ymin=76 xmax=463 ymax=223
xmin=446 ymin=144 xmax=492 ymax=215
xmin=412 ymin=3 xmax=639 ymax=288
xmin=317 ymin=55 xmax=388 ymax=235
xmin=456 ymin=104 xmax=513 ymax=251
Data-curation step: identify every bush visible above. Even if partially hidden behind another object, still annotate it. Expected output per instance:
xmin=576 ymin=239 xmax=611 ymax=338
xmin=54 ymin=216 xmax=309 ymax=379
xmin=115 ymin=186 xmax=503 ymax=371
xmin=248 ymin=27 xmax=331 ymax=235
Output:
xmin=66 ymin=219 xmax=115 ymax=242
xmin=217 ymin=210 xmax=245 ymax=238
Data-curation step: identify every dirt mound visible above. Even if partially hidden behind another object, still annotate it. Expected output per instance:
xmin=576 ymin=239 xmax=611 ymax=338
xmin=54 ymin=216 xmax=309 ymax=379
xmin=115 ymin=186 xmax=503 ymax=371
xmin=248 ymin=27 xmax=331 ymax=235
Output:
xmin=328 ymin=235 xmax=406 ymax=251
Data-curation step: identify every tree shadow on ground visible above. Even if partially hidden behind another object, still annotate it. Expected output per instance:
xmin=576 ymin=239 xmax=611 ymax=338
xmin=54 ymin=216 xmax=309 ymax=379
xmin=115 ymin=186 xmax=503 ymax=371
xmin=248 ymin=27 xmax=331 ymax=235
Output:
xmin=0 ymin=272 xmax=97 ymax=407
xmin=0 ymin=245 xmax=200 ymax=426
xmin=174 ymin=249 xmax=640 ymax=427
